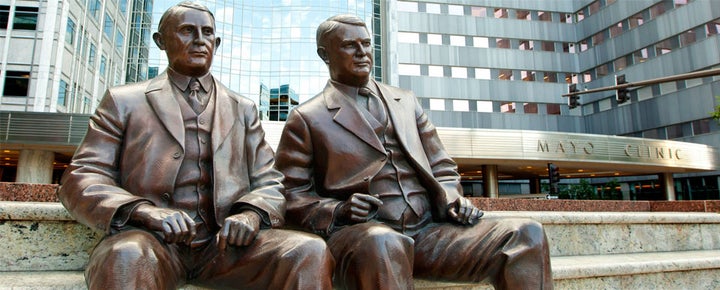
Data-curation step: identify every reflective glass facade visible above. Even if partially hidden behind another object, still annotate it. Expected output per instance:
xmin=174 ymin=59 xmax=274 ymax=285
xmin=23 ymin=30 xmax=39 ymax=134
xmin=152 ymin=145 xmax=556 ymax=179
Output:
xmin=148 ymin=0 xmax=378 ymax=108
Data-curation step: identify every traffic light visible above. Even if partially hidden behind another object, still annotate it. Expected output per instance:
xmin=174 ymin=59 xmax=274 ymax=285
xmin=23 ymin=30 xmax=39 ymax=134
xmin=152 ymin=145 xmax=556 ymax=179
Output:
xmin=615 ymin=74 xmax=629 ymax=104
xmin=548 ymin=163 xmax=560 ymax=194
xmin=568 ymin=83 xmax=580 ymax=109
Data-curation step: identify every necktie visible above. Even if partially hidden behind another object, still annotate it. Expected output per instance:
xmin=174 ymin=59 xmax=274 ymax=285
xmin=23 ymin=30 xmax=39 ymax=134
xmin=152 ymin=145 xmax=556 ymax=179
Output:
xmin=358 ymin=87 xmax=386 ymax=124
xmin=188 ymin=79 xmax=203 ymax=114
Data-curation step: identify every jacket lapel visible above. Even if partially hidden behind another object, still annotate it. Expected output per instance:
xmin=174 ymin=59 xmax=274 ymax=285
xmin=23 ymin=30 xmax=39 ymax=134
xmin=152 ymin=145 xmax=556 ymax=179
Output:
xmin=146 ymin=73 xmax=185 ymax=150
xmin=324 ymin=82 xmax=385 ymax=153
xmin=211 ymin=81 xmax=238 ymax=153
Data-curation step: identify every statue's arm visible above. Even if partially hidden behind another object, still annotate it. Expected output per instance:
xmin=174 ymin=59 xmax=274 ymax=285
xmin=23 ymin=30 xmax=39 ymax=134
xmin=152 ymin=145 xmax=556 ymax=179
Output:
xmin=232 ymin=102 xmax=286 ymax=228
xmin=413 ymin=96 xmax=464 ymax=221
xmin=275 ymin=109 xmax=342 ymax=237
xmin=58 ymin=89 xmax=149 ymax=234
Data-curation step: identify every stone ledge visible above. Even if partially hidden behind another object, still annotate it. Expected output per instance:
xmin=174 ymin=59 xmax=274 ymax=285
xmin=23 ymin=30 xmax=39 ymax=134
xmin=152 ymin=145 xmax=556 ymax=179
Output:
xmin=3 ymin=250 xmax=720 ymax=290
xmin=552 ymin=250 xmax=720 ymax=280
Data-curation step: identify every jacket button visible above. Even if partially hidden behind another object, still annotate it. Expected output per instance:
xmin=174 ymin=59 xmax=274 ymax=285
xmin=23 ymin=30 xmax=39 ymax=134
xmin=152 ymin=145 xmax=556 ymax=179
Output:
xmin=363 ymin=176 xmax=370 ymax=182
xmin=161 ymin=192 xmax=171 ymax=201
xmin=173 ymin=151 xmax=182 ymax=159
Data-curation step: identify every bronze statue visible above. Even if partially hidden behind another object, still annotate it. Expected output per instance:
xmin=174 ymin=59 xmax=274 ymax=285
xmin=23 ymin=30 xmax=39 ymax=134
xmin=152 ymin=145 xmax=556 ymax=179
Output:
xmin=275 ymin=14 xmax=553 ymax=289
xmin=58 ymin=2 xmax=333 ymax=289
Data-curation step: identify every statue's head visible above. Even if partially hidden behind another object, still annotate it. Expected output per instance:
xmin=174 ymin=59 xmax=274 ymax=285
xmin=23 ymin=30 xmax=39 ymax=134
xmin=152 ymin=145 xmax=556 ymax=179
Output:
xmin=316 ymin=14 xmax=373 ymax=87
xmin=153 ymin=1 xmax=221 ymax=77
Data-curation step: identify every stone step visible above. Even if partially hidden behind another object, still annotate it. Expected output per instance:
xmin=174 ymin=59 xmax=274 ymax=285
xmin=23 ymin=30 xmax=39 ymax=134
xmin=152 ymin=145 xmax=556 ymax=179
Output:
xmin=3 ymin=202 xmax=720 ymax=271
xmin=493 ymin=211 xmax=720 ymax=256
xmin=2 ymin=250 xmax=719 ymax=289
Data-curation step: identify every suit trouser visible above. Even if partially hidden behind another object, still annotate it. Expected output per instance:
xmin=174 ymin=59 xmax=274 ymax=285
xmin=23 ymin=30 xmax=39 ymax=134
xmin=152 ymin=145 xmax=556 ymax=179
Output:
xmin=85 ymin=228 xmax=334 ymax=290
xmin=327 ymin=218 xmax=553 ymax=290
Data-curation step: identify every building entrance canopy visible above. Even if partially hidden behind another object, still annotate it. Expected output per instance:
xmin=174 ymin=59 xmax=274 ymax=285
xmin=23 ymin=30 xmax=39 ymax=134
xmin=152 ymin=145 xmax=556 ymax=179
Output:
xmin=433 ymin=128 xmax=718 ymax=180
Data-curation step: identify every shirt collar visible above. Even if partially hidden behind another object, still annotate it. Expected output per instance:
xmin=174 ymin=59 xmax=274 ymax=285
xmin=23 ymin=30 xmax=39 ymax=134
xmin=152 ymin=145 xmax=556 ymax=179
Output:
xmin=166 ymin=68 xmax=214 ymax=92
xmin=329 ymin=79 xmax=378 ymax=99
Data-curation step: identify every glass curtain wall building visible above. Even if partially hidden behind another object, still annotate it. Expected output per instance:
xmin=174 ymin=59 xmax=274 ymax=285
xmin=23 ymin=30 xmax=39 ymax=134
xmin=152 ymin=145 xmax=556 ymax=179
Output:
xmin=148 ymin=0 xmax=379 ymax=120
xmin=0 ymin=0 xmax=132 ymax=113
xmin=387 ymin=0 xmax=720 ymax=199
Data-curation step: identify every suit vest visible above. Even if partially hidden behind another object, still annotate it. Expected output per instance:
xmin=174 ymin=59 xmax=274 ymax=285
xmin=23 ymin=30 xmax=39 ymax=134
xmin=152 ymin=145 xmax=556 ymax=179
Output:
xmin=364 ymin=88 xmax=431 ymax=233
xmin=173 ymin=90 xmax=217 ymax=245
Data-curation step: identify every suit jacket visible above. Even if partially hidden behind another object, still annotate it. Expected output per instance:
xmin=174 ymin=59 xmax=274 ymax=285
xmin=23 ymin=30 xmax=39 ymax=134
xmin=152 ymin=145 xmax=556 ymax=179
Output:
xmin=275 ymin=80 xmax=462 ymax=237
xmin=59 ymin=72 xmax=285 ymax=234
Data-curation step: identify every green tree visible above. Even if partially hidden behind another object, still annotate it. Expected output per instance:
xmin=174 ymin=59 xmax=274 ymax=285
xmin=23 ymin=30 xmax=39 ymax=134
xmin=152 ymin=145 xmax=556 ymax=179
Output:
xmin=711 ymin=96 xmax=720 ymax=124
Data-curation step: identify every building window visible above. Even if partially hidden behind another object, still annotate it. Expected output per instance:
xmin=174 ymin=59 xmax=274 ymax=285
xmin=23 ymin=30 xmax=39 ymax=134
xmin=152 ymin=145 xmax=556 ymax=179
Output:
xmin=498 ymin=69 xmax=513 ymax=80
xmin=66 ymin=18 xmax=76 ymax=45
xmin=13 ymin=6 xmax=39 ymax=30
xmin=634 ymin=48 xmax=649 ymax=63
xmin=119 ymin=0 xmax=128 ymax=14
xmin=475 ymin=68 xmax=491 ymax=80
xmin=100 ymin=55 xmax=107 ymax=77
xmin=89 ymin=0 xmax=101 ymax=20
xmin=451 ymin=67 xmax=467 ymax=78
xmin=0 ymin=6 xmax=9 ymax=28
xmin=83 ymin=96 xmax=92 ymax=113
xmin=629 ymin=12 xmax=644 ymax=29
xmin=523 ymin=103 xmax=538 ymax=114
xmin=494 ymin=8 xmax=508 ymax=19
xmin=398 ymin=64 xmax=420 ymax=76
xmin=425 ymin=3 xmax=441 ymax=14
xmin=516 ymin=10 xmax=531 ymax=20
xmin=655 ymin=37 xmax=678 ymax=55
xmin=666 ymin=123 xmax=684 ymax=139
xmin=547 ymin=104 xmax=561 ymax=115
xmin=521 ymin=70 xmax=535 ymax=81
xmin=428 ymin=65 xmax=443 ymax=77
xmin=473 ymin=36 xmax=489 ymax=48
xmin=596 ymin=63 xmax=609 ymax=78
xmin=538 ymin=11 xmax=552 ymax=22
xmin=398 ymin=32 xmax=419 ymax=43
xmin=429 ymin=99 xmax=445 ymax=111
xmin=519 ymin=40 xmax=533 ymax=50
xmin=448 ymin=5 xmax=464 ymax=16
xmin=3 ymin=71 xmax=30 ymax=96
xmin=449 ymin=35 xmax=465 ymax=46
xmin=610 ymin=22 xmax=624 ymax=37
xmin=397 ymin=1 xmax=418 ymax=12
xmin=614 ymin=56 xmax=628 ymax=71
xmin=427 ymin=33 xmax=442 ymax=45
xmin=650 ymin=2 xmax=667 ymax=19
xmin=116 ymin=31 xmax=125 ymax=52
xmin=89 ymin=44 xmax=97 ymax=69
xmin=540 ymin=41 xmax=555 ymax=52
xmin=496 ymin=38 xmax=510 ymax=49
xmin=706 ymin=20 xmax=720 ymax=37
xmin=58 ymin=80 xmax=68 ymax=106
xmin=104 ymin=13 xmax=114 ymax=40
xmin=592 ymin=31 xmax=605 ymax=46
xmin=692 ymin=119 xmax=711 ymax=135
xmin=453 ymin=100 xmax=469 ymax=112
xmin=680 ymin=29 xmax=697 ymax=46
xmin=543 ymin=72 xmax=557 ymax=83
xmin=500 ymin=102 xmax=515 ymax=113
xmin=588 ymin=1 xmax=601 ymax=15
xmin=471 ymin=7 xmax=486 ymax=17
xmin=477 ymin=101 xmax=493 ymax=112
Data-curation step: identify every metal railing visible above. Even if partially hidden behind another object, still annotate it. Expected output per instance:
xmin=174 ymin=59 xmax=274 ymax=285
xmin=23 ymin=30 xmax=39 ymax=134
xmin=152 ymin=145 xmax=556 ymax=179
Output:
xmin=0 ymin=111 xmax=90 ymax=146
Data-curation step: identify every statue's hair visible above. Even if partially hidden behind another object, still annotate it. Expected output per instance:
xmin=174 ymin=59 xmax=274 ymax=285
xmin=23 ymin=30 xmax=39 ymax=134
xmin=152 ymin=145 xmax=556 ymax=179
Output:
xmin=316 ymin=14 xmax=367 ymax=48
xmin=158 ymin=1 xmax=215 ymax=33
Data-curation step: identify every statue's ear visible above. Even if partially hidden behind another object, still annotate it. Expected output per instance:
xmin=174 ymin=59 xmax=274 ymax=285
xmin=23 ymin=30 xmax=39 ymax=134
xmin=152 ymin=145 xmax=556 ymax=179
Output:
xmin=153 ymin=32 xmax=165 ymax=50
xmin=317 ymin=47 xmax=329 ymax=64
xmin=214 ymin=37 xmax=221 ymax=51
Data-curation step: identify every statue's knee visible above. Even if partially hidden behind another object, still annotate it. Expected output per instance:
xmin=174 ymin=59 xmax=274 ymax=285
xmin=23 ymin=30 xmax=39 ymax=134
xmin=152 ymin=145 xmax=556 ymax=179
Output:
xmin=95 ymin=231 xmax=163 ymax=268
xmin=362 ymin=225 xmax=413 ymax=252
xmin=513 ymin=219 xmax=548 ymax=246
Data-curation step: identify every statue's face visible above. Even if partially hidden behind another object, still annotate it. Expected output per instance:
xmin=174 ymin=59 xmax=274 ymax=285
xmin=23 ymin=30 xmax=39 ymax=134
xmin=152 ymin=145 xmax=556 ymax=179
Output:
xmin=156 ymin=7 xmax=220 ymax=76
xmin=324 ymin=23 xmax=373 ymax=87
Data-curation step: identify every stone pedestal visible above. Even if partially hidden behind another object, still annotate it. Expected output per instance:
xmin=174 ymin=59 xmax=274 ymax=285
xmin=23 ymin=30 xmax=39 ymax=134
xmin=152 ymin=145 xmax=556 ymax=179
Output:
xmin=15 ymin=150 xmax=54 ymax=184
